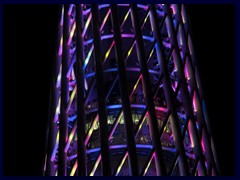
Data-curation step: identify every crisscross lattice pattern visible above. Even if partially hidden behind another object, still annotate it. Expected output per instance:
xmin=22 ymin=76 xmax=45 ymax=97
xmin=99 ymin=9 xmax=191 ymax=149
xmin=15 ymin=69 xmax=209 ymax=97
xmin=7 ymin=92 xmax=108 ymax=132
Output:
xmin=44 ymin=4 xmax=219 ymax=176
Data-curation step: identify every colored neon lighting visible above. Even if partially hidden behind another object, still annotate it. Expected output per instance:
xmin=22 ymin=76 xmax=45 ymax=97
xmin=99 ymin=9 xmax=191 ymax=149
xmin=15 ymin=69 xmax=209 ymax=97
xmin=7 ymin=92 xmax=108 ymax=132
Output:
xmin=83 ymin=4 xmax=110 ymax=15
xmin=54 ymin=98 xmax=61 ymax=123
xmin=65 ymin=123 xmax=77 ymax=152
xmin=90 ymin=154 xmax=101 ymax=176
xmin=109 ymin=112 xmax=123 ymax=138
xmin=121 ymin=9 xmax=131 ymax=28
xmin=201 ymin=138 xmax=206 ymax=152
xmin=45 ymin=4 xmax=219 ymax=176
xmin=84 ymin=34 xmax=113 ymax=45
xmin=83 ymin=45 xmax=94 ymax=69
xmin=171 ymin=5 xmax=176 ymax=15
xmin=70 ymin=161 xmax=77 ymax=176
xmin=85 ymin=115 xmax=99 ymax=145
xmin=116 ymin=152 xmax=128 ymax=176
xmin=143 ymin=152 xmax=155 ymax=176
xmin=84 ymin=34 xmax=154 ymax=46
xmin=135 ymin=114 xmax=147 ymax=137
xmin=132 ymin=75 xmax=141 ymax=94
xmin=127 ymin=42 xmax=135 ymax=57
xmin=70 ymin=144 xmax=177 ymax=157
xmin=67 ymin=116 xmax=99 ymax=176
xmin=193 ymin=91 xmax=197 ymax=112
xmin=141 ymin=12 xmax=150 ymax=29
xmin=56 ymin=65 xmax=62 ymax=88
xmin=100 ymin=8 xmax=111 ymax=30
xmin=104 ymin=41 xmax=115 ymax=60
xmin=58 ymin=36 xmax=63 ymax=56
xmin=84 ymin=67 xmax=159 ymax=79
xmin=188 ymin=122 xmax=195 ymax=148
xmin=67 ymin=22 xmax=76 ymax=45
xmin=181 ymin=5 xmax=186 ymax=24
xmin=184 ymin=61 xmax=190 ymax=80
xmin=66 ymin=85 xmax=77 ymax=112
xmin=82 ymin=13 xmax=92 ymax=37
xmin=137 ymin=4 xmax=148 ymax=10
xmin=51 ymin=131 xmax=59 ymax=161
xmin=68 ymin=4 xmax=74 ymax=15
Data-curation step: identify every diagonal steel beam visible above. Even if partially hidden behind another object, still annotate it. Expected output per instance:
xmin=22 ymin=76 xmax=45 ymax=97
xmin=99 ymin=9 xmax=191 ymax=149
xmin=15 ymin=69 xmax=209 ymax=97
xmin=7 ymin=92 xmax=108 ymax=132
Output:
xmin=131 ymin=4 xmax=167 ymax=175
xmin=148 ymin=4 xmax=190 ymax=176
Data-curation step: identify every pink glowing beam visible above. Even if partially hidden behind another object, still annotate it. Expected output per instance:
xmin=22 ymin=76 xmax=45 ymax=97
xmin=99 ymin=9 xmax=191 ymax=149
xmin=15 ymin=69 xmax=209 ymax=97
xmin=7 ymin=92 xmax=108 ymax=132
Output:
xmin=115 ymin=152 xmax=128 ymax=176
xmin=82 ymin=13 xmax=92 ymax=37
xmin=193 ymin=90 xmax=197 ymax=112
xmin=143 ymin=152 xmax=155 ymax=176
xmin=201 ymin=138 xmax=206 ymax=152
xmin=70 ymin=161 xmax=77 ymax=176
xmin=67 ymin=22 xmax=76 ymax=45
xmin=54 ymin=98 xmax=61 ymax=123
xmin=64 ymin=124 xmax=77 ymax=153
xmin=85 ymin=115 xmax=99 ymax=146
xmin=188 ymin=121 xmax=195 ymax=148
xmin=66 ymin=85 xmax=77 ymax=113
xmin=100 ymin=8 xmax=111 ymax=30
xmin=90 ymin=154 xmax=102 ymax=176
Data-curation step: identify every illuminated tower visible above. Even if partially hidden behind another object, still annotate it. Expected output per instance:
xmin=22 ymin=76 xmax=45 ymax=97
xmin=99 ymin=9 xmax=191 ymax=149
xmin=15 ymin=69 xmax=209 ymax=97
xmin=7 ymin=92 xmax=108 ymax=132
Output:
xmin=44 ymin=4 xmax=220 ymax=176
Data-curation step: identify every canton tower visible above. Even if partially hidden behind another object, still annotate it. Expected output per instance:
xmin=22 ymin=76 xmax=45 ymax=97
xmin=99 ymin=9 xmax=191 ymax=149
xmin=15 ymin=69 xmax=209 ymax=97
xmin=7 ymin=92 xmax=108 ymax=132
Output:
xmin=44 ymin=4 xmax=220 ymax=176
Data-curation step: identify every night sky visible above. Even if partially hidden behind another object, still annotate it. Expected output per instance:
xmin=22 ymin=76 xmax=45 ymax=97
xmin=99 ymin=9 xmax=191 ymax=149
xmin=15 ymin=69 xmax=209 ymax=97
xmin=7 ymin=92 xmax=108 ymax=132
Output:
xmin=3 ymin=4 xmax=235 ymax=176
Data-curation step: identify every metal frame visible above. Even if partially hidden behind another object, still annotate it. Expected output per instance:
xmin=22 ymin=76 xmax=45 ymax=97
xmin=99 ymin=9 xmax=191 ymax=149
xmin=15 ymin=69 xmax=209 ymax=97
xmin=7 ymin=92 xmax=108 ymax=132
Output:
xmin=44 ymin=4 xmax=219 ymax=176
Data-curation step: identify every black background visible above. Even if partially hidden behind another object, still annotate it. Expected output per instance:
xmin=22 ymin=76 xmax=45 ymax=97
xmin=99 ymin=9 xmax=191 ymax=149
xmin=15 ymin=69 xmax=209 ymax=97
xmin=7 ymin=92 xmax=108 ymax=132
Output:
xmin=3 ymin=4 xmax=235 ymax=176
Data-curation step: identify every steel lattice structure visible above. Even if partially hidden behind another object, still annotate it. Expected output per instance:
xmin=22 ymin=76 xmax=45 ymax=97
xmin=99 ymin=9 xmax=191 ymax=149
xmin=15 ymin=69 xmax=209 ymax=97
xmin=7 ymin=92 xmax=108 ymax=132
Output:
xmin=44 ymin=4 xmax=220 ymax=176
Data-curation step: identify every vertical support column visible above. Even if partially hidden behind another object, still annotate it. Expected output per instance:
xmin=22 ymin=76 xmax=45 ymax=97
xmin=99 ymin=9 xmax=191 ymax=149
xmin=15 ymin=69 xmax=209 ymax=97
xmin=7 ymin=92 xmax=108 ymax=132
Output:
xmin=163 ymin=4 xmax=207 ymax=175
xmin=148 ymin=4 xmax=190 ymax=176
xmin=91 ymin=4 xmax=111 ymax=176
xmin=130 ymin=4 xmax=166 ymax=176
xmin=181 ymin=4 xmax=219 ymax=175
xmin=45 ymin=5 xmax=62 ymax=176
xmin=75 ymin=4 xmax=87 ymax=176
xmin=58 ymin=4 xmax=70 ymax=176
xmin=110 ymin=4 xmax=139 ymax=176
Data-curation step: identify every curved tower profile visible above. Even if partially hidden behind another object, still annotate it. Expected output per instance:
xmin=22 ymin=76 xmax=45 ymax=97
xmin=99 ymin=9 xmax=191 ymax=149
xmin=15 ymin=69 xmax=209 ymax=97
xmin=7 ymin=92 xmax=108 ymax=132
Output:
xmin=44 ymin=4 xmax=219 ymax=176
